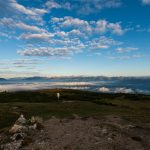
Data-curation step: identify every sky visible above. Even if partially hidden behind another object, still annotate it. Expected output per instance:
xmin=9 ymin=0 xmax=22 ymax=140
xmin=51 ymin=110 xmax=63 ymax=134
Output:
xmin=0 ymin=0 xmax=150 ymax=78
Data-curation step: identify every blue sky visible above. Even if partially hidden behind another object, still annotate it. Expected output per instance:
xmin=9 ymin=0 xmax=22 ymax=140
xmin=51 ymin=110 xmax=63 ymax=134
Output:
xmin=0 ymin=0 xmax=150 ymax=78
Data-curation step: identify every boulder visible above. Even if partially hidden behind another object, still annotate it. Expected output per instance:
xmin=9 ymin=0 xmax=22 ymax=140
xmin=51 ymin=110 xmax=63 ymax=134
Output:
xmin=15 ymin=114 xmax=27 ymax=125
xmin=30 ymin=116 xmax=43 ymax=124
xmin=2 ymin=114 xmax=43 ymax=150
xmin=9 ymin=124 xmax=27 ymax=134
xmin=30 ymin=116 xmax=36 ymax=124
xmin=11 ymin=133 xmax=26 ymax=141
xmin=29 ymin=123 xmax=37 ymax=130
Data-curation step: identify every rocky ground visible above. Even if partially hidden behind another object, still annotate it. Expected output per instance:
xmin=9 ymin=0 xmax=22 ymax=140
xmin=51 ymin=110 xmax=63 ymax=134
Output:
xmin=0 ymin=115 xmax=150 ymax=150
xmin=21 ymin=115 xmax=150 ymax=150
xmin=0 ymin=115 xmax=43 ymax=150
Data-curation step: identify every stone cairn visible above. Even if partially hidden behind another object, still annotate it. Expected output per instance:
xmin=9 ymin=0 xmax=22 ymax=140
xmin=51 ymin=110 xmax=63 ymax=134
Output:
xmin=0 ymin=114 xmax=43 ymax=150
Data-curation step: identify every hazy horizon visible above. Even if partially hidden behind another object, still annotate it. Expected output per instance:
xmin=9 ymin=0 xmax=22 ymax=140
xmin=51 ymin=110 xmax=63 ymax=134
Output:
xmin=1 ymin=75 xmax=150 ymax=79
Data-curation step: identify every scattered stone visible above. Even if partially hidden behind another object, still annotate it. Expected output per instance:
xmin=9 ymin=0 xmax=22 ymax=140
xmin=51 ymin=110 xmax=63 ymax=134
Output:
xmin=29 ymin=123 xmax=37 ymax=130
xmin=30 ymin=116 xmax=43 ymax=124
xmin=30 ymin=116 xmax=36 ymax=124
xmin=10 ymin=133 xmax=26 ymax=141
xmin=101 ymin=128 xmax=108 ymax=136
xmin=15 ymin=114 xmax=27 ymax=125
xmin=107 ymin=137 xmax=113 ymax=142
xmin=9 ymin=124 xmax=27 ymax=134
xmin=127 ymin=125 xmax=136 ymax=128
xmin=1 ymin=114 xmax=43 ymax=150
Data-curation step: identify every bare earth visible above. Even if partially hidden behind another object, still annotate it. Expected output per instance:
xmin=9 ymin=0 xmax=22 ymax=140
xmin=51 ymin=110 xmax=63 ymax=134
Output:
xmin=22 ymin=115 xmax=150 ymax=150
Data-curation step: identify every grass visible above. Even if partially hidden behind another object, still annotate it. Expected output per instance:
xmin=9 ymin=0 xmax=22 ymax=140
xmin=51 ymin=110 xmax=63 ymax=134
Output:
xmin=0 ymin=89 xmax=150 ymax=130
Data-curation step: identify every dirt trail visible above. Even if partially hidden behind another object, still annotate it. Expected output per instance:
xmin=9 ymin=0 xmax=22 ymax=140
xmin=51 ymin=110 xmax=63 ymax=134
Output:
xmin=23 ymin=116 xmax=150 ymax=150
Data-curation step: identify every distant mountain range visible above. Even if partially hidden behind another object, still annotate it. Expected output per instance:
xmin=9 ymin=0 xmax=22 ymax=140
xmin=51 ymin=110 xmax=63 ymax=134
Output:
xmin=0 ymin=78 xmax=7 ymax=81
xmin=0 ymin=76 xmax=150 ymax=82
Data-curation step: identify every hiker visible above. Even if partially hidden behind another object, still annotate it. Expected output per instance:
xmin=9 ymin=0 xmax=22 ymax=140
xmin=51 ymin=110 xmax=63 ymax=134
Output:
xmin=57 ymin=92 xmax=60 ymax=100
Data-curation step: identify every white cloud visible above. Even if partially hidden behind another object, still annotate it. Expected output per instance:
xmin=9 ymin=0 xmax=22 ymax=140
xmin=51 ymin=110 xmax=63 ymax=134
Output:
xmin=51 ymin=17 xmax=125 ymax=35
xmin=45 ymin=0 xmax=61 ymax=9
xmin=4 ymin=0 xmax=36 ymax=15
xmin=61 ymin=17 xmax=88 ymax=27
xmin=0 ymin=0 xmax=47 ymax=16
xmin=99 ymin=87 xmax=134 ymax=93
xmin=0 ymin=58 xmax=43 ymax=72
xmin=0 ymin=32 xmax=12 ymax=38
xmin=19 ymin=33 xmax=54 ymax=41
xmin=0 ymin=17 xmax=46 ymax=33
xmin=47 ymin=36 xmax=120 ymax=54
xmin=132 ymin=54 xmax=144 ymax=58
xmin=108 ymin=22 xmax=123 ymax=35
xmin=96 ymin=20 xmax=124 ymax=35
xmin=142 ymin=0 xmax=150 ymax=4
xmin=116 ymin=47 xmax=139 ymax=53
xmin=0 ymin=0 xmax=47 ymax=24
xmin=51 ymin=17 xmax=63 ymax=22
xmin=0 ymin=82 xmax=93 ymax=92
xmin=15 ymin=22 xmax=46 ymax=32
xmin=60 ymin=17 xmax=92 ymax=33
xmin=51 ymin=17 xmax=91 ymax=32
xmin=32 ymin=8 xmax=47 ymax=15
xmin=10 ymin=0 xmax=38 ymax=15
xmin=0 ymin=1 xmax=131 ymax=61
xmin=17 ymin=46 xmax=81 ymax=57
xmin=17 ymin=35 xmax=121 ymax=59
xmin=49 ymin=38 xmax=86 ymax=50
xmin=54 ymin=0 xmax=121 ymax=15
xmin=109 ymin=54 xmax=143 ymax=60
xmin=79 ymin=0 xmax=122 ymax=14
xmin=99 ymin=87 xmax=110 ymax=92
xmin=0 ymin=17 xmax=13 ymax=26
xmin=95 ymin=20 xmax=108 ymax=33
xmin=44 ymin=0 xmax=122 ymax=15
xmin=68 ymin=29 xmax=86 ymax=37
xmin=55 ymin=30 xmax=86 ymax=38
xmin=55 ymin=31 xmax=68 ymax=37
xmin=0 ymin=71 xmax=43 ymax=79
xmin=87 ymin=36 xmax=121 ymax=50
xmin=114 ymin=88 xmax=134 ymax=93
xmin=12 ymin=59 xmax=40 ymax=65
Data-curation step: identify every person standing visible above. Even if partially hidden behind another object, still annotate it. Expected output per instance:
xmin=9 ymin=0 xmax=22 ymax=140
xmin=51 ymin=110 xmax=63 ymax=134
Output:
xmin=57 ymin=92 xmax=60 ymax=100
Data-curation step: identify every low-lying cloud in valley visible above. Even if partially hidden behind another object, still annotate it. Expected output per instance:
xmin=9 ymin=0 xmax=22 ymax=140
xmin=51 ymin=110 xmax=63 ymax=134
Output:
xmin=0 ymin=77 xmax=150 ymax=94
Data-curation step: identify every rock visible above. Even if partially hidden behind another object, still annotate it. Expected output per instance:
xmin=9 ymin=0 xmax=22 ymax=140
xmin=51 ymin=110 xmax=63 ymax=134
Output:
xmin=107 ymin=137 xmax=113 ymax=142
xmin=29 ymin=123 xmax=37 ymax=130
xmin=2 ymin=115 xmax=43 ymax=150
xmin=101 ymin=128 xmax=108 ymax=136
xmin=11 ymin=133 xmax=26 ymax=141
xmin=127 ymin=124 xmax=136 ymax=129
xmin=30 ymin=116 xmax=36 ymax=124
xmin=30 ymin=116 xmax=43 ymax=124
xmin=15 ymin=114 xmax=27 ymax=125
xmin=9 ymin=124 xmax=27 ymax=134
